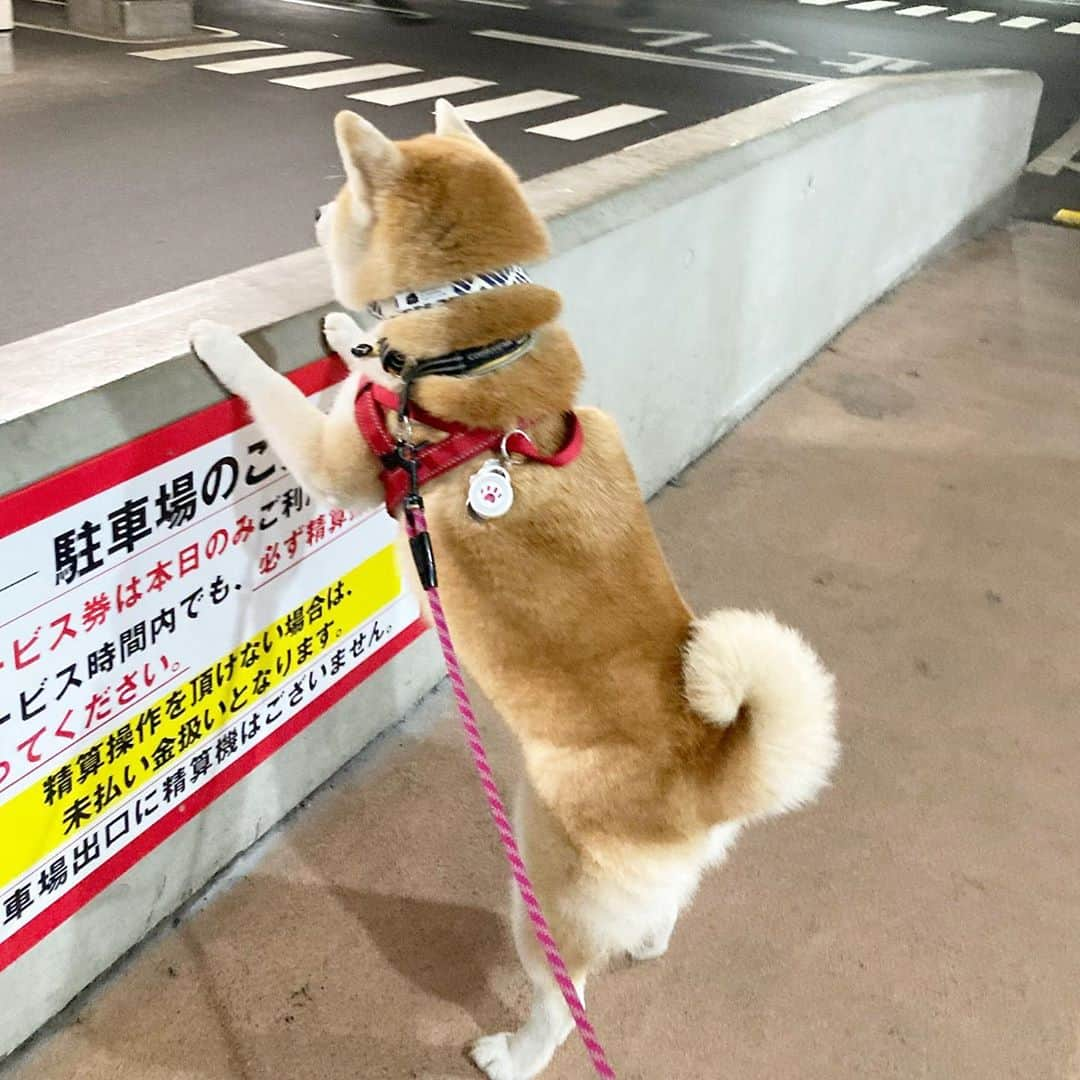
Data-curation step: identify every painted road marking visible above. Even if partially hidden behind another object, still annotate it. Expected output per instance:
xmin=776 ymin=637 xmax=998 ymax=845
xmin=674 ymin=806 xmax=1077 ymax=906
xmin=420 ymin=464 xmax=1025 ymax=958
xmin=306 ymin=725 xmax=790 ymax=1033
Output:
xmin=1000 ymin=15 xmax=1047 ymax=28
xmin=527 ymin=104 xmax=666 ymax=141
xmin=454 ymin=90 xmax=579 ymax=122
xmin=1027 ymin=118 xmax=1080 ymax=176
xmin=349 ymin=76 xmax=495 ymax=105
xmin=198 ymin=50 xmax=351 ymax=74
xmin=271 ymin=62 xmax=419 ymax=88
xmin=272 ymin=0 xmax=430 ymax=18
xmin=629 ymin=28 xmax=712 ymax=48
xmin=453 ymin=0 xmax=530 ymax=8
xmin=792 ymin=0 xmax=1080 ymax=31
xmin=131 ymin=40 xmax=286 ymax=60
xmin=1053 ymin=208 xmax=1080 ymax=226
xmin=473 ymin=30 xmax=823 ymax=83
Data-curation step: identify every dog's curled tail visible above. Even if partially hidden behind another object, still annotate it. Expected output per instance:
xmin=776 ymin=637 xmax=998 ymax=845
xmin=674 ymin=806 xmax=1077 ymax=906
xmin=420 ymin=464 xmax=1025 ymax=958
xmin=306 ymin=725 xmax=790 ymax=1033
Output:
xmin=683 ymin=609 xmax=839 ymax=823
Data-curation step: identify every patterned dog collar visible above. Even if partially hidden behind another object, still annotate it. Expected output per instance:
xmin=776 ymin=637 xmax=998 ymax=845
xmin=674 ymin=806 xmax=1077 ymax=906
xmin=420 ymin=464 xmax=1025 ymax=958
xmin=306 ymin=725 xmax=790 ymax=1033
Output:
xmin=367 ymin=265 xmax=532 ymax=321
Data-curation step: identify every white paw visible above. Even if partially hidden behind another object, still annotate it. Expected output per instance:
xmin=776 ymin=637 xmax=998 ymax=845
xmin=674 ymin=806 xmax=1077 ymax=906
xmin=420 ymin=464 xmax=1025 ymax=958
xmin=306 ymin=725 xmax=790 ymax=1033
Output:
xmin=470 ymin=1033 xmax=520 ymax=1080
xmin=321 ymin=311 xmax=369 ymax=365
xmin=189 ymin=319 xmax=263 ymax=396
xmin=628 ymin=936 xmax=669 ymax=963
xmin=323 ymin=312 xmax=402 ymax=387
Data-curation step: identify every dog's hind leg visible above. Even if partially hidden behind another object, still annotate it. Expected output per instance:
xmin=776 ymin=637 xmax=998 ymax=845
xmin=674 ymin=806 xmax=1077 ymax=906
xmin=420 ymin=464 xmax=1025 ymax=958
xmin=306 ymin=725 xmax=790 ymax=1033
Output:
xmin=627 ymin=903 xmax=678 ymax=963
xmin=189 ymin=320 xmax=383 ymax=511
xmin=471 ymin=887 xmax=588 ymax=1080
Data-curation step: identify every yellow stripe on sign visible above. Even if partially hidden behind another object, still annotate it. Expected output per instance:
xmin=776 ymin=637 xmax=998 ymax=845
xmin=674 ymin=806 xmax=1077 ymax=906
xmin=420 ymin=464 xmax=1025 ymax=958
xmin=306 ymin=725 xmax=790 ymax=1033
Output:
xmin=0 ymin=547 xmax=401 ymax=890
xmin=1052 ymin=208 xmax=1080 ymax=228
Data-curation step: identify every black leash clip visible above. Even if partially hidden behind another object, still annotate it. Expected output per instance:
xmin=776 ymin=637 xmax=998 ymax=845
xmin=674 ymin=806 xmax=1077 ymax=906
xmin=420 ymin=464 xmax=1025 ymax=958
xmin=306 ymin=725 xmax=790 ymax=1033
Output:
xmin=398 ymin=443 xmax=438 ymax=592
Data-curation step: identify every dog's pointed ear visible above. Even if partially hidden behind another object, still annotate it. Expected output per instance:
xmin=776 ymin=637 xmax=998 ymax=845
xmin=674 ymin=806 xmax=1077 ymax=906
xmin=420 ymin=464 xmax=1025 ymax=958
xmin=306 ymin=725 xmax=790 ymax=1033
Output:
xmin=434 ymin=98 xmax=486 ymax=147
xmin=334 ymin=110 xmax=402 ymax=202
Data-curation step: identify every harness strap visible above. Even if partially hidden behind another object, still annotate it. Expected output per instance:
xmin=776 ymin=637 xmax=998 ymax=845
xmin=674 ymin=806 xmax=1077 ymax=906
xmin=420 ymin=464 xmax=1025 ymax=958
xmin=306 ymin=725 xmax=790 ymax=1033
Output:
xmin=354 ymin=378 xmax=583 ymax=512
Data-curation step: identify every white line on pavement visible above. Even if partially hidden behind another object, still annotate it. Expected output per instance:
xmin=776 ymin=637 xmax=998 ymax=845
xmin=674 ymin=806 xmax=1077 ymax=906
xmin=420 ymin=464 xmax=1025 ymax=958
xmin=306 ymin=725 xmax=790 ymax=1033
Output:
xmin=349 ymin=76 xmax=495 ymax=105
xmin=271 ymin=62 xmax=419 ymax=88
xmin=131 ymin=40 xmax=285 ymax=60
xmin=472 ymin=30 xmax=824 ymax=83
xmin=999 ymin=15 xmax=1047 ymax=26
xmin=945 ymin=10 xmax=996 ymax=21
xmin=847 ymin=2 xmax=899 ymax=10
xmin=452 ymin=0 xmax=531 ymax=8
xmin=527 ymin=104 xmax=666 ymax=141
xmin=193 ymin=25 xmax=240 ymax=38
xmin=271 ymin=0 xmax=430 ymax=19
xmin=1056 ymin=20 xmax=1080 ymax=30
xmin=198 ymin=51 xmax=351 ymax=74
xmin=1027 ymin=118 xmax=1080 ymax=176
xmin=895 ymin=6 xmax=948 ymax=17
xmin=454 ymin=90 xmax=579 ymax=121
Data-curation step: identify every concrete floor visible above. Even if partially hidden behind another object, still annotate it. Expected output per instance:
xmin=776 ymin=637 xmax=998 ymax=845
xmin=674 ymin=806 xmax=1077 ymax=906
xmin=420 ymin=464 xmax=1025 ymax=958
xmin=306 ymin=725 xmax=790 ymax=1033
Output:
xmin=3 ymin=221 xmax=1079 ymax=1079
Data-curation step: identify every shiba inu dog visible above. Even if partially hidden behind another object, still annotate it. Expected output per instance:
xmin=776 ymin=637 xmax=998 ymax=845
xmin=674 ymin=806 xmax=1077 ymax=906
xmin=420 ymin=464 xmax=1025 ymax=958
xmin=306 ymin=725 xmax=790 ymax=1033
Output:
xmin=189 ymin=101 xmax=838 ymax=1080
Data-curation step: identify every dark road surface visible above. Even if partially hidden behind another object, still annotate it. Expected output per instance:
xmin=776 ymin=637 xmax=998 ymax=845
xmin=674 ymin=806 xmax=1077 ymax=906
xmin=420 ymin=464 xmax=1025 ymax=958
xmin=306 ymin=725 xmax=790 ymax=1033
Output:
xmin=2 ymin=0 xmax=1078 ymax=343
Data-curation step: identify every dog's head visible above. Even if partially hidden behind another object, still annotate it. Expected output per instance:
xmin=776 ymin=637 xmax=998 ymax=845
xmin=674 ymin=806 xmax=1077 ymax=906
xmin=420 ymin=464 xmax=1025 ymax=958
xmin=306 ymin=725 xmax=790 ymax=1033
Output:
xmin=315 ymin=101 xmax=550 ymax=312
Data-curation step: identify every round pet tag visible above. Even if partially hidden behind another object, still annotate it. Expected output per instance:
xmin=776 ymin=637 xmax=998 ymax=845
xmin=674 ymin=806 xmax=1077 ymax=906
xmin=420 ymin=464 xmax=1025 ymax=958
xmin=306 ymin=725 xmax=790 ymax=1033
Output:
xmin=468 ymin=461 xmax=514 ymax=520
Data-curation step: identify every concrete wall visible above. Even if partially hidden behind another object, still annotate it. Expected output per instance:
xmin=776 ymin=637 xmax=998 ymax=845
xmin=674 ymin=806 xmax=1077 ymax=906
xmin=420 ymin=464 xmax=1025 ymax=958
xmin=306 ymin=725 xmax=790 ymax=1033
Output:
xmin=0 ymin=68 xmax=1041 ymax=1059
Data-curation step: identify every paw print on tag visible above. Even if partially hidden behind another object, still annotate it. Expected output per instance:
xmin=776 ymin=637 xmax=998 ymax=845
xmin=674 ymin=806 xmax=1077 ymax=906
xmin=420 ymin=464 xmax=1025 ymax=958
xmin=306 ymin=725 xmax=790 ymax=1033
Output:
xmin=467 ymin=462 xmax=514 ymax=520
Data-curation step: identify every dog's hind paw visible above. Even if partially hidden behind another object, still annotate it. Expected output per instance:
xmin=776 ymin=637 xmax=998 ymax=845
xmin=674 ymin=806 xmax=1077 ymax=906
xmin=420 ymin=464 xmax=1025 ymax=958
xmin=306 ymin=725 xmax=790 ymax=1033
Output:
xmin=469 ymin=1033 xmax=520 ymax=1080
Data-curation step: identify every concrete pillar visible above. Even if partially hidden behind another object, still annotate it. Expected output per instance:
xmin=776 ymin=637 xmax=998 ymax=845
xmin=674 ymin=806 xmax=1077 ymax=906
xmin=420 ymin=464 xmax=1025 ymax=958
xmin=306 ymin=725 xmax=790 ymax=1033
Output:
xmin=1 ymin=0 xmax=12 ymax=76
xmin=67 ymin=0 xmax=193 ymax=39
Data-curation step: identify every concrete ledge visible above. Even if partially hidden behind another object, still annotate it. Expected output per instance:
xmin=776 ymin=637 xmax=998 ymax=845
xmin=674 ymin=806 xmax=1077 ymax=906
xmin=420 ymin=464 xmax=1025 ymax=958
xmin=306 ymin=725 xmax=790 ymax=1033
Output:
xmin=0 ymin=68 xmax=1042 ymax=1058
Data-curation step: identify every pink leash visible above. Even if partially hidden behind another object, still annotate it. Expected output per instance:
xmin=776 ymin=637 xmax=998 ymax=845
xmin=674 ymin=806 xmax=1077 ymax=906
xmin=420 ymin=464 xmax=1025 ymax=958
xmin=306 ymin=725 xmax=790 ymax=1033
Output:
xmin=404 ymin=501 xmax=617 ymax=1079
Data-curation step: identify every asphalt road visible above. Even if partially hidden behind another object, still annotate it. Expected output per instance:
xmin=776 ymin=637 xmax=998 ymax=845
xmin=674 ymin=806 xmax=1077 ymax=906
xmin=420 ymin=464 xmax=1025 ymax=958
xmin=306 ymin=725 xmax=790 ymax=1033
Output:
xmin=2 ymin=0 xmax=1078 ymax=344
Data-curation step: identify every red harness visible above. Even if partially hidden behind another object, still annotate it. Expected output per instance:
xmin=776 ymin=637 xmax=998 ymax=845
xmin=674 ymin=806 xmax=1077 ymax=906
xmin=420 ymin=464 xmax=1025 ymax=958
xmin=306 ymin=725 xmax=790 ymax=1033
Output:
xmin=354 ymin=377 xmax=585 ymax=513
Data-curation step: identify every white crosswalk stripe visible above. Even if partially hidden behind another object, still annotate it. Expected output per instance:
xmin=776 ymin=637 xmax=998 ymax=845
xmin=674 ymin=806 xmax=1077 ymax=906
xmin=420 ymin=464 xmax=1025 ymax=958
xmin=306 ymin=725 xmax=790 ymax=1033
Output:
xmin=121 ymin=38 xmax=672 ymax=146
xmin=270 ymin=63 xmax=420 ymax=89
xmin=349 ymin=76 xmax=495 ymax=105
xmin=454 ymin=90 xmax=580 ymax=122
xmin=793 ymin=0 xmax=1080 ymax=33
xmin=1027 ymin=118 xmax=1080 ymax=177
xmin=131 ymin=40 xmax=286 ymax=61
xmin=999 ymin=15 xmax=1046 ymax=29
xmin=198 ymin=51 xmax=351 ymax=75
xmin=527 ymin=104 xmax=666 ymax=142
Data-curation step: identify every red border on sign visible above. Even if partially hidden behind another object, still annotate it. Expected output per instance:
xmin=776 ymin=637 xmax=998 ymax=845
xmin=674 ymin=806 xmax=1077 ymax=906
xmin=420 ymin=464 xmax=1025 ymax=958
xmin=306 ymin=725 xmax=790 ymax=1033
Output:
xmin=0 ymin=357 xmax=427 ymax=973
xmin=0 ymin=356 xmax=347 ymax=540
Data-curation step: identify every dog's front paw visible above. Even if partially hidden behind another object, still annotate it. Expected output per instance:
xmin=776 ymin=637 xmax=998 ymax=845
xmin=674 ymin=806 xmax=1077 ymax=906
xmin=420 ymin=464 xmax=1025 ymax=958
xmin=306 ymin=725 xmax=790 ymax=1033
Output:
xmin=470 ymin=1033 xmax=520 ymax=1080
xmin=189 ymin=319 xmax=263 ymax=396
xmin=322 ymin=311 xmax=372 ymax=366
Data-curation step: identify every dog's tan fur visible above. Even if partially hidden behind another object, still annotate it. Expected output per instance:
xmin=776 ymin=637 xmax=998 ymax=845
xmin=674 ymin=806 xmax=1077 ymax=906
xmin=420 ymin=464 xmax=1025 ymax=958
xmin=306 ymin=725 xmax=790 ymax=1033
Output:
xmin=190 ymin=102 xmax=838 ymax=1080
